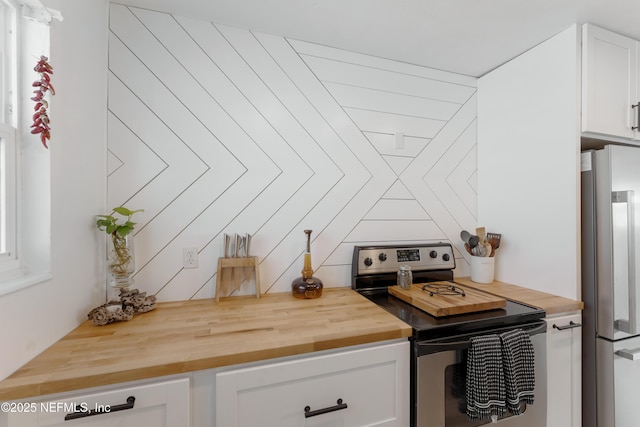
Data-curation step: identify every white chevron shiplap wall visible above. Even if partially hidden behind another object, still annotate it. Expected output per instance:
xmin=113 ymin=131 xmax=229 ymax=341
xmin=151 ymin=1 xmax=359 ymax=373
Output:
xmin=107 ymin=4 xmax=478 ymax=301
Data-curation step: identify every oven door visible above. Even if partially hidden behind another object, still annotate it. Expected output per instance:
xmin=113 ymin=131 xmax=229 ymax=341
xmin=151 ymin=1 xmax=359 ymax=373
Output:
xmin=415 ymin=321 xmax=547 ymax=427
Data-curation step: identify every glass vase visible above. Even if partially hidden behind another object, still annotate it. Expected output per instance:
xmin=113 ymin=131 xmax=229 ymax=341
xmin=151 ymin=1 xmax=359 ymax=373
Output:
xmin=107 ymin=232 xmax=135 ymax=290
xmin=291 ymin=230 xmax=323 ymax=299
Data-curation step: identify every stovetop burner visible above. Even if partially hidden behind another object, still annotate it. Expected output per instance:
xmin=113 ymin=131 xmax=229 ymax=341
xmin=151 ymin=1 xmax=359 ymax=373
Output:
xmin=421 ymin=283 xmax=466 ymax=297
xmin=351 ymin=243 xmax=545 ymax=340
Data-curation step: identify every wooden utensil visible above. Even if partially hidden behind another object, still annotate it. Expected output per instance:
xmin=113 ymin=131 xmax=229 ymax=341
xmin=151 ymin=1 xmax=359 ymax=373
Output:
xmin=489 ymin=237 xmax=500 ymax=257
xmin=487 ymin=232 xmax=502 ymax=249
xmin=475 ymin=227 xmax=486 ymax=244
xmin=464 ymin=242 xmax=473 ymax=255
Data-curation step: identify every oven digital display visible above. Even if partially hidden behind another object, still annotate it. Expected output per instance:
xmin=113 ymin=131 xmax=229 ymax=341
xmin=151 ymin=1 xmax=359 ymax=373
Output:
xmin=397 ymin=249 xmax=420 ymax=262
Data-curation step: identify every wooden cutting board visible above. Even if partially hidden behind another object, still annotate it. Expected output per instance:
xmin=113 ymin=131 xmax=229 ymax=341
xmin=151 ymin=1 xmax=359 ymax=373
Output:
xmin=388 ymin=282 xmax=506 ymax=317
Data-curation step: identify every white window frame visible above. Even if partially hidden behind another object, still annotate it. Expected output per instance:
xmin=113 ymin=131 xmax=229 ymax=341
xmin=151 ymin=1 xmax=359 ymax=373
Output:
xmin=0 ymin=0 xmax=19 ymax=280
xmin=0 ymin=0 xmax=56 ymax=293
xmin=0 ymin=124 xmax=17 ymax=267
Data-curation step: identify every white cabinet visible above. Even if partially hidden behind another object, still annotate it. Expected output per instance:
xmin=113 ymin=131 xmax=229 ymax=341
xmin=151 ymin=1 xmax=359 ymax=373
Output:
xmin=582 ymin=23 xmax=640 ymax=140
xmin=215 ymin=341 xmax=409 ymax=427
xmin=0 ymin=341 xmax=408 ymax=427
xmin=2 ymin=378 xmax=189 ymax=427
xmin=545 ymin=313 xmax=582 ymax=427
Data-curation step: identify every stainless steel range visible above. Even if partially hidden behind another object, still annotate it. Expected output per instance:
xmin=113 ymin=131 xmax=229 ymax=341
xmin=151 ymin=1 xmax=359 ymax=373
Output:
xmin=351 ymin=243 xmax=548 ymax=427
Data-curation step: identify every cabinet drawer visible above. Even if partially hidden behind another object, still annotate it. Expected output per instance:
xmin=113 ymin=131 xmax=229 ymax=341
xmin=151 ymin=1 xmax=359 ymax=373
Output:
xmin=3 ymin=378 xmax=189 ymax=427
xmin=216 ymin=341 xmax=409 ymax=427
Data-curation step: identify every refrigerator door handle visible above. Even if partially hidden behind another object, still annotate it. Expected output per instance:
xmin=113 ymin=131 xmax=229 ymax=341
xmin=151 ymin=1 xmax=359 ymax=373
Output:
xmin=612 ymin=190 xmax=638 ymax=335
xmin=616 ymin=347 xmax=640 ymax=361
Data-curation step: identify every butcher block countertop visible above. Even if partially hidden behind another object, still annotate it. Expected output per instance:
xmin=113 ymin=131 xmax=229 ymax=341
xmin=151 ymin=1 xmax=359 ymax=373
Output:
xmin=454 ymin=277 xmax=584 ymax=315
xmin=0 ymin=288 xmax=411 ymax=401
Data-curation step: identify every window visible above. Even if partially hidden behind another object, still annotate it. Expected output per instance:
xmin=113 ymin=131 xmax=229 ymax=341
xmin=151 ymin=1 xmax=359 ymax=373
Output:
xmin=0 ymin=0 xmax=17 ymax=127
xmin=0 ymin=0 xmax=56 ymax=293
xmin=0 ymin=0 xmax=17 ymax=278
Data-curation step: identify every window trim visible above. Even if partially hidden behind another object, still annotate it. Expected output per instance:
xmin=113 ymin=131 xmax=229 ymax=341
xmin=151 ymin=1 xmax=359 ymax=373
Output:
xmin=0 ymin=124 xmax=17 ymax=267
xmin=0 ymin=0 xmax=19 ymax=279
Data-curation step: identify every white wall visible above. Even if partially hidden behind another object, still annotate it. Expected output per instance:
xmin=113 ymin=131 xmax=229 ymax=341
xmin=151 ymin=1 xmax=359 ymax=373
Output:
xmin=0 ymin=0 xmax=108 ymax=381
xmin=477 ymin=25 xmax=581 ymax=299
xmin=107 ymin=4 xmax=480 ymax=301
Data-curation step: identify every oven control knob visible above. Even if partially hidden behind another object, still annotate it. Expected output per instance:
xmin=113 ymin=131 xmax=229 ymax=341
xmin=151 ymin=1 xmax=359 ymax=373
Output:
xmin=364 ymin=257 xmax=373 ymax=267
xmin=378 ymin=253 xmax=387 ymax=262
xmin=442 ymin=253 xmax=450 ymax=262
xmin=429 ymin=250 xmax=438 ymax=259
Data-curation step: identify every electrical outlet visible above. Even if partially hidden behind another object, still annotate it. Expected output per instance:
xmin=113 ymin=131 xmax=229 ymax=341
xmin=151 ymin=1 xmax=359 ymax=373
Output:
xmin=183 ymin=247 xmax=198 ymax=269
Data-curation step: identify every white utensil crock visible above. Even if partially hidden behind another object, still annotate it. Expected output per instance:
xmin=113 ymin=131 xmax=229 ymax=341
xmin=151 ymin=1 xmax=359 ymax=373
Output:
xmin=470 ymin=256 xmax=495 ymax=284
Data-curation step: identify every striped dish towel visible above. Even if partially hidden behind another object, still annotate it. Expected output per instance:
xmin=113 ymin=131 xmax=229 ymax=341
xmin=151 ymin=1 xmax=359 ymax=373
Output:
xmin=465 ymin=335 xmax=506 ymax=420
xmin=500 ymin=328 xmax=535 ymax=415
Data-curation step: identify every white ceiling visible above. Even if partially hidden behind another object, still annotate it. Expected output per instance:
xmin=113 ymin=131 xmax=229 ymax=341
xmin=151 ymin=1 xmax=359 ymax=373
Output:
xmin=115 ymin=0 xmax=640 ymax=77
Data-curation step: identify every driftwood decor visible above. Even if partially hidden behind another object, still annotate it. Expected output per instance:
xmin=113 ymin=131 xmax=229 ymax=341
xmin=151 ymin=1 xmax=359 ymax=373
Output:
xmin=87 ymin=288 xmax=156 ymax=326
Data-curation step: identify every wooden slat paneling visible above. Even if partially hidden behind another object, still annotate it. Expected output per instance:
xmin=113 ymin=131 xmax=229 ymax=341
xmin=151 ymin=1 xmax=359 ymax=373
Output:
xmin=107 ymin=4 xmax=478 ymax=300
xmin=299 ymin=54 xmax=475 ymax=103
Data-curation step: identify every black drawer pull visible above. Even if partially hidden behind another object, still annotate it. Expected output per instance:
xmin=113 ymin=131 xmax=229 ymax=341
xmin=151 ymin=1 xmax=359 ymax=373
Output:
xmin=633 ymin=103 xmax=640 ymax=131
xmin=304 ymin=399 xmax=348 ymax=418
xmin=64 ymin=396 xmax=135 ymax=421
xmin=553 ymin=321 xmax=582 ymax=331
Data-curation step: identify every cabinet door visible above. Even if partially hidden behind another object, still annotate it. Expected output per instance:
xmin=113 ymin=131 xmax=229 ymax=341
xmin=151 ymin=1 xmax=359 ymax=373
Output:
xmin=216 ymin=341 xmax=409 ymax=427
xmin=545 ymin=313 xmax=582 ymax=427
xmin=3 ymin=378 xmax=189 ymax=427
xmin=582 ymin=23 xmax=638 ymax=139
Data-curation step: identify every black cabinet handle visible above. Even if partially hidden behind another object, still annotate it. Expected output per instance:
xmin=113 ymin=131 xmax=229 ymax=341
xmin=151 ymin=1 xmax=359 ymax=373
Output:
xmin=632 ymin=103 xmax=640 ymax=131
xmin=64 ymin=396 xmax=135 ymax=421
xmin=552 ymin=321 xmax=582 ymax=331
xmin=304 ymin=399 xmax=348 ymax=418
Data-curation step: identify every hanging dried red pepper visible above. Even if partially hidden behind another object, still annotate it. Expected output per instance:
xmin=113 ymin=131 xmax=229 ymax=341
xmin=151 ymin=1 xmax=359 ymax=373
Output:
xmin=30 ymin=55 xmax=54 ymax=149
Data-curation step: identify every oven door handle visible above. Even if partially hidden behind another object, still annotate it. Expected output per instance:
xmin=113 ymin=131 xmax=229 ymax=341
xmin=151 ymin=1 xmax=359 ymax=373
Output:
xmin=416 ymin=321 xmax=547 ymax=356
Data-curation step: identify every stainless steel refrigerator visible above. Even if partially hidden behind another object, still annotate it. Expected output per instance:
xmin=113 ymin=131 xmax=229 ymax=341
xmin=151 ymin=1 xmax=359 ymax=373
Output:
xmin=582 ymin=144 xmax=640 ymax=427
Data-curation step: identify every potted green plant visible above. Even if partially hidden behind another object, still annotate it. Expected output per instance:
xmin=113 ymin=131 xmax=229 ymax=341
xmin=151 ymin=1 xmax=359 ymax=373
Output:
xmin=96 ymin=206 xmax=143 ymax=289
